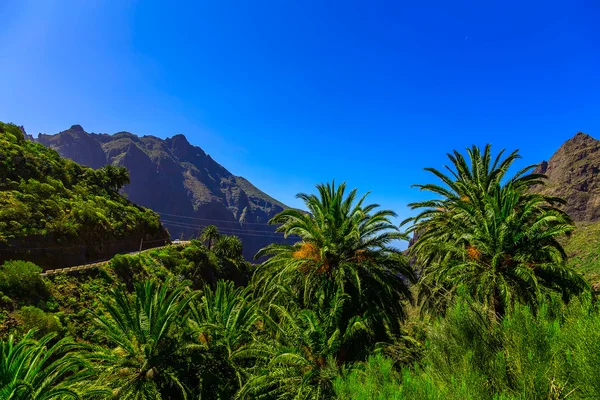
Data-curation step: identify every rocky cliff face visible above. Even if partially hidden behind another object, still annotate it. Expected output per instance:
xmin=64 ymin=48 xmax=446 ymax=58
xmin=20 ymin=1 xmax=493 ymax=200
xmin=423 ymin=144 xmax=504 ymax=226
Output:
xmin=38 ymin=125 xmax=107 ymax=169
xmin=36 ymin=125 xmax=292 ymax=260
xmin=533 ymin=132 xmax=600 ymax=222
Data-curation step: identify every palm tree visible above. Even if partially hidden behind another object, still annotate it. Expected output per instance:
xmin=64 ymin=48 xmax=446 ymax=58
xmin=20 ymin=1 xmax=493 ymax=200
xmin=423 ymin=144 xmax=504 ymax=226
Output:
xmin=405 ymin=145 xmax=588 ymax=317
xmin=89 ymin=279 xmax=196 ymax=399
xmin=0 ymin=331 xmax=105 ymax=400
xmin=214 ymin=235 xmax=244 ymax=260
xmin=201 ymin=225 xmax=221 ymax=250
xmin=100 ymin=164 xmax=131 ymax=193
xmin=409 ymin=144 xmax=545 ymax=207
xmin=254 ymin=181 xmax=414 ymax=339
xmin=239 ymin=290 xmax=367 ymax=400
xmin=187 ymin=280 xmax=260 ymax=396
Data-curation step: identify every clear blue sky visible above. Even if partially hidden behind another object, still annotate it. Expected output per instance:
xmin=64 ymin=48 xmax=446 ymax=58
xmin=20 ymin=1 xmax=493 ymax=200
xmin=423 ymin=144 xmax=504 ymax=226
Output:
xmin=1 ymin=0 xmax=599 ymax=224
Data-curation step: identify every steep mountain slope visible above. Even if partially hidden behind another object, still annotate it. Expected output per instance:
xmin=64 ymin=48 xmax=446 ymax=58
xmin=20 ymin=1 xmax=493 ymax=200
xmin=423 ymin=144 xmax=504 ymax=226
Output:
xmin=533 ymin=132 xmax=600 ymax=284
xmin=36 ymin=125 xmax=292 ymax=259
xmin=0 ymin=122 xmax=168 ymax=269
xmin=533 ymin=132 xmax=600 ymax=222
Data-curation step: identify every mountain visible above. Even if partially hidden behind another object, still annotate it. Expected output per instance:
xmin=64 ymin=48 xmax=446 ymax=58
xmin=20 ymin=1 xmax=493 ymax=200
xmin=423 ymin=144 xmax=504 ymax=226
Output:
xmin=35 ymin=125 xmax=293 ymax=259
xmin=0 ymin=122 xmax=168 ymax=269
xmin=533 ymin=132 xmax=600 ymax=222
xmin=533 ymin=132 xmax=600 ymax=285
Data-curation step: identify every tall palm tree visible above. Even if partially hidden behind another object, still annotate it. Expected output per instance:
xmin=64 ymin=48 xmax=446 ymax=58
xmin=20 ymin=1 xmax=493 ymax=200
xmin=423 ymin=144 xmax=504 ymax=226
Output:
xmin=0 ymin=331 xmax=104 ymax=400
xmin=187 ymin=280 xmax=260 ymax=392
xmin=201 ymin=225 xmax=221 ymax=250
xmin=405 ymin=145 xmax=588 ymax=317
xmin=89 ymin=279 xmax=196 ymax=399
xmin=254 ymin=181 xmax=414 ymax=339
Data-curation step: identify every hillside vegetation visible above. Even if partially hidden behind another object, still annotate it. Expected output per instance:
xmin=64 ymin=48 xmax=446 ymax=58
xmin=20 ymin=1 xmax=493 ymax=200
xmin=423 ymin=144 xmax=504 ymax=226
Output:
xmin=0 ymin=122 xmax=167 ymax=268
xmin=3 ymin=138 xmax=600 ymax=399
xmin=565 ymin=221 xmax=600 ymax=286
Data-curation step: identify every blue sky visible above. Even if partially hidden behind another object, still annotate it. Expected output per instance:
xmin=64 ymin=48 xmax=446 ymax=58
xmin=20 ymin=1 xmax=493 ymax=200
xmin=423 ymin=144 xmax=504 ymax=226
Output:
xmin=1 ymin=0 xmax=599 ymax=224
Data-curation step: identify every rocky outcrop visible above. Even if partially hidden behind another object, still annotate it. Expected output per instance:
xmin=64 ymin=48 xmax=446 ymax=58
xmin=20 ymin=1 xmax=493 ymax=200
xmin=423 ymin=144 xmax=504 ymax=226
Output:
xmin=36 ymin=126 xmax=293 ymax=259
xmin=38 ymin=125 xmax=107 ymax=169
xmin=533 ymin=132 xmax=600 ymax=222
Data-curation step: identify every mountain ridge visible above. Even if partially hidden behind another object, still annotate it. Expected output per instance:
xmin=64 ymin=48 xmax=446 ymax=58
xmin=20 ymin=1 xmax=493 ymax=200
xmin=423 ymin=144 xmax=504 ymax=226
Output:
xmin=35 ymin=125 xmax=293 ymax=259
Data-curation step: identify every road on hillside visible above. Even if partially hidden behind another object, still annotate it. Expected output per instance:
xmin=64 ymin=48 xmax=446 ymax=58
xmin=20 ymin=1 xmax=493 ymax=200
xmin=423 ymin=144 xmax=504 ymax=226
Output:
xmin=40 ymin=241 xmax=191 ymax=277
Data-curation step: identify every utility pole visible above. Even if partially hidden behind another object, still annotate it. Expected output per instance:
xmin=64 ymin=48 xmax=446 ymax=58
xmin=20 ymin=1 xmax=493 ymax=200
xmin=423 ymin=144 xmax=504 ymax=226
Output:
xmin=139 ymin=238 xmax=143 ymax=253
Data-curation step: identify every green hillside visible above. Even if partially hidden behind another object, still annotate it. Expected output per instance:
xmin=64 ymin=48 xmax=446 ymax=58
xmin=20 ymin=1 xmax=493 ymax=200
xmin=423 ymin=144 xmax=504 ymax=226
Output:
xmin=0 ymin=122 xmax=168 ymax=268
xmin=565 ymin=221 xmax=600 ymax=286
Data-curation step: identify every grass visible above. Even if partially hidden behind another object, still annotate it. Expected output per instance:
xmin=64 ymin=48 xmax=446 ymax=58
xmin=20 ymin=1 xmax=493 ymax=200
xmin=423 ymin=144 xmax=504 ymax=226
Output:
xmin=564 ymin=221 xmax=600 ymax=286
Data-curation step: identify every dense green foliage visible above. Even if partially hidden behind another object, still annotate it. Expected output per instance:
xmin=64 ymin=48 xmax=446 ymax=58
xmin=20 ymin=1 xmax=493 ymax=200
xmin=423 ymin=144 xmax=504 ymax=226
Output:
xmin=335 ymin=296 xmax=600 ymax=399
xmin=0 ymin=122 xmax=165 ymax=267
xmin=0 ymin=331 xmax=102 ymax=399
xmin=89 ymin=280 xmax=196 ymax=398
xmin=1 ymin=143 xmax=599 ymax=399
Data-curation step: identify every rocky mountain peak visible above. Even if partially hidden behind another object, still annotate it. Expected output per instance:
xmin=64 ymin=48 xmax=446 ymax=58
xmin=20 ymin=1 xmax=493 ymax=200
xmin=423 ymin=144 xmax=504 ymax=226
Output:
xmin=573 ymin=131 xmax=594 ymax=140
xmin=68 ymin=124 xmax=85 ymax=133
xmin=533 ymin=131 xmax=600 ymax=222
xmin=165 ymin=133 xmax=207 ymax=163
xmin=170 ymin=133 xmax=190 ymax=145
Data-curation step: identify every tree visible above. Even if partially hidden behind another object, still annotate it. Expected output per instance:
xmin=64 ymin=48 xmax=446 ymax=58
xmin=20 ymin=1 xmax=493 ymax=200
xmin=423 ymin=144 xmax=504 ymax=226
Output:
xmin=201 ymin=225 xmax=221 ymax=250
xmin=89 ymin=279 xmax=195 ymax=399
xmin=0 ymin=331 xmax=104 ymax=400
xmin=239 ymin=290 xmax=367 ymax=400
xmin=405 ymin=145 xmax=588 ymax=317
xmin=254 ymin=181 xmax=415 ymax=354
xmin=214 ymin=235 xmax=243 ymax=260
xmin=99 ymin=164 xmax=130 ymax=193
xmin=407 ymin=144 xmax=545 ymax=207
xmin=187 ymin=280 xmax=260 ymax=397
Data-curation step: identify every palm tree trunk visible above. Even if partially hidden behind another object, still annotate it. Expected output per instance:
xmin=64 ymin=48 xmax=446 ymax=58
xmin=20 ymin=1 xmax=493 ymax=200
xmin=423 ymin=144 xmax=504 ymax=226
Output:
xmin=492 ymin=286 xmax=505 ymax=320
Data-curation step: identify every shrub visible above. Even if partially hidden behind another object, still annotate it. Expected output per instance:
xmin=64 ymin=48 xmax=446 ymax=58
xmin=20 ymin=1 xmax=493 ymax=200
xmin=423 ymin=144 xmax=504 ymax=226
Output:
xmin=347 ymin=296 xmax=600 ymax=400
xmin=0 ymin=260 xmax=48 ymax=302
xmin=334 ymin=354 xmax=404 ymax=400
xmin=17 ymin=306 xmax=64 ymax=337
xmin=109 ymin=254 xmax=142 ymax=287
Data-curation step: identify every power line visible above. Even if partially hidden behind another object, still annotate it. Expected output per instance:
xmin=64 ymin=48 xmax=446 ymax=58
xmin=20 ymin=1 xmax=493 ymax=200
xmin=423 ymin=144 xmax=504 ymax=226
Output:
xmin=160 ymin=219 xmax=286 ymax=236
xmin=0 ymin=238 xmax=169 ymax=252
xmin=159 ymin=218 xmax=286 ymax=235
xmin=155 ymin=211 xmax=277 ymax=226
xmin=160 ymin=221 xmax=294 ymax=240
xmin=161 ymin=223 xmax=289 ymax=240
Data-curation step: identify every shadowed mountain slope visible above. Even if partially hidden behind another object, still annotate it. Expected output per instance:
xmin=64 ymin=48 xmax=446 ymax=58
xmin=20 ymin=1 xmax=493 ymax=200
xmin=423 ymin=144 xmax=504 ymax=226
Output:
xmin=36 ymin=125 xmax=293 ymax=259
